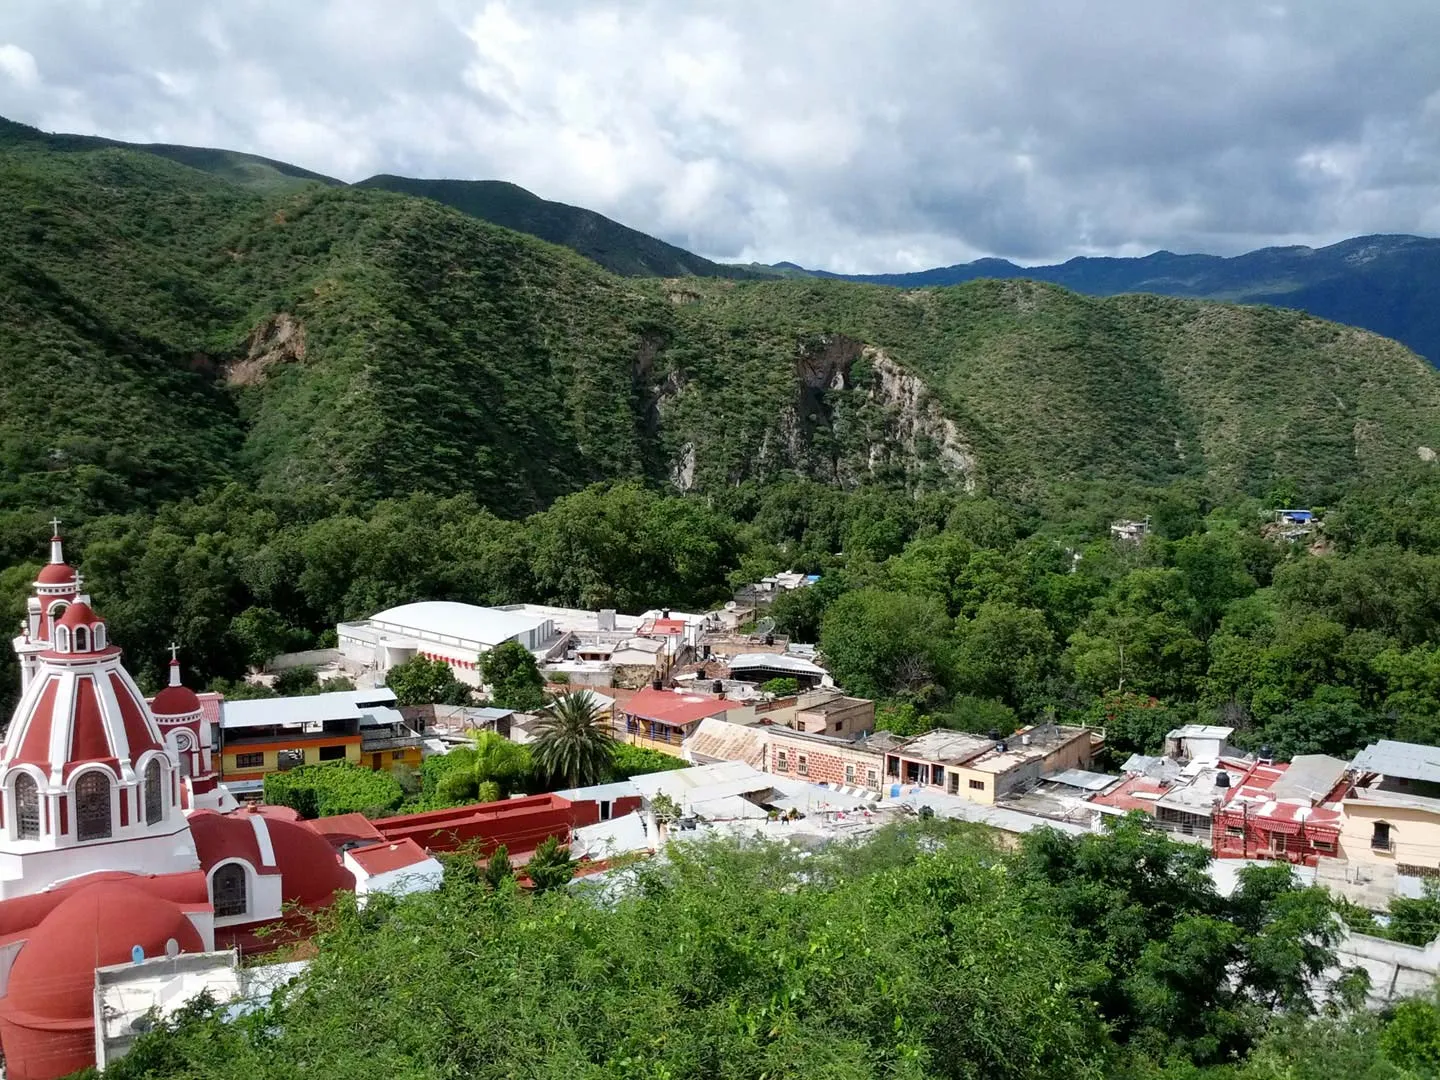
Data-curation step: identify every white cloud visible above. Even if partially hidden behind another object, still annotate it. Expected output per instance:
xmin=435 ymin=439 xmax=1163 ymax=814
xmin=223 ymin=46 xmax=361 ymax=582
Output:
xmin=0 ymin=42 xmax=38 ymax=87
xmin=0 ymin=0 xmax=1437 ymax=270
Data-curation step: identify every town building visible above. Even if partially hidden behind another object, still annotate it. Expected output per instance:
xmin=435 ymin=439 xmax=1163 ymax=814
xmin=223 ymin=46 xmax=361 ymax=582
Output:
xmin=727 ymin=651 xmax=827 ymax=690
xmin=766 ymin=726 xmax=885 ymax=792
xmin=1339 ymin=740 xmax=1440 ymax=878
xmin=874 ymin=723 xmax=1097 ymax=804
xmin=337 ymin=601 xmax=560 ymax=687
xmin=343 ymin=837 xmax=444 ymax=906
xmin=615 ymin=686 xmax=732 ymax=755
xmin=0 ymin=530 xmax=356 ymax=1080
xmin=1210 ymin=755 xmax=1349 ymax=866
xmin=790 ymin=688 xmax=875 ymax=737
xmin=218 ymin=687 xmax=421 ymax=797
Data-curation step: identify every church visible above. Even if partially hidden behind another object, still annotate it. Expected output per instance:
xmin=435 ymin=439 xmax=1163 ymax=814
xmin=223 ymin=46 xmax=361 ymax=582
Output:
xmin=0 ymin=529 xmax=355 ymax=1080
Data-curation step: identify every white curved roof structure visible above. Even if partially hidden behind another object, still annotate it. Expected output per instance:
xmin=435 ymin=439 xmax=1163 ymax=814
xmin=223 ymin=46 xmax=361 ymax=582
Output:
xmin=365 ymin=602 xmax=551 ymax=649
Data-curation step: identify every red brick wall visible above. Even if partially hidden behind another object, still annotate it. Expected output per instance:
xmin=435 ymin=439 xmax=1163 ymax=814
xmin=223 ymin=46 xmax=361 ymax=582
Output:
xmin=1211 ymin=813 xmax=1334 ymax=867
xmin=768 ymin=735 xmax=883 ymax=790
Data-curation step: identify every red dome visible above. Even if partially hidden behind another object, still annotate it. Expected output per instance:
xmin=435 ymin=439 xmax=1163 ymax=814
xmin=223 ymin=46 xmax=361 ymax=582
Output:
xmin=35 ymin=563 xmax=76 ymax=585
xmin=188 ymin=809 xmax=354 ymax=907
xmin=265 ymin=815 xmax=356 ymax=905
xmin=5 ymin=882 xmax=205 ymax=1022
xmin=55 ymin=602 xmax=99 ymax=630
xmin=151 ymin=684 xmax=202 ymax=717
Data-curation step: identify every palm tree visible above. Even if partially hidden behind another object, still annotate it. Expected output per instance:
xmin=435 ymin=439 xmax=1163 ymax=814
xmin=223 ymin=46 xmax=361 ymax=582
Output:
xmin=532 ymin=690 xmax=616 ymax=789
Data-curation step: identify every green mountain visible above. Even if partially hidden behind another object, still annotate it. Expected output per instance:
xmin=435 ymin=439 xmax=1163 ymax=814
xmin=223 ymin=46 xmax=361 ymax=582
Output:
xmin=355 ymin=175 xmax=761 ymax=279
xmin=0 ymin=116 xmax=341 ymax=194
xmin=2 ymin=118 xmax=1438 ymax=528
xmin=787 ymin=236 xmax=1440 ymax=366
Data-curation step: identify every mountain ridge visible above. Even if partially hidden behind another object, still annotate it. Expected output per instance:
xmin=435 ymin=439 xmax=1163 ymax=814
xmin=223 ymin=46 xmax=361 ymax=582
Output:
xmin=782 ymin=234 xmax=1440 ymax=364
xmin=1 ymin=117 xmax=1438 ymax=527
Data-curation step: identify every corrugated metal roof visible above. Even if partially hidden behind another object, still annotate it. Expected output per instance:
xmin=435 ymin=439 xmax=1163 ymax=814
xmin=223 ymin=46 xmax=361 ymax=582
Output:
xmin=1048 ymin=769 xmax=1121 ymax=791
xmin=684 ymin=717 xmax=768 ymax=769
xmin=727 ymin=653 xmax=826 ymax=676
xmin=1351 ymin=740 xmax=1440 ymax=784
xmin=222 ymin=688 xmax=398 ymax=730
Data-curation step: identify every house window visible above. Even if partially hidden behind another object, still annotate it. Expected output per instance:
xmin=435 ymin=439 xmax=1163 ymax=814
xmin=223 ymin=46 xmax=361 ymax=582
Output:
xmin=76 ymin=772 xmax=112 ymax=841
xmin=1372 ymin=821 xmax=1392 ymax=852
xmin=797 ymin=755 xmax=808 ymax=776
xmin=777 ymin=751 xmax=789 ymax=771
xmin=391 ymin=750 xmax=405 ymax=760
xmin=14 ymin=774 xmax=40 ymax=839
xmin=74 ymin=626 xmax=89 ymax=651
xmin=600 ymin=800 xmax=612 ymax=821
xmin=866 ymin=769 xmax=878 ymax=787
xmin=1226 ymin=825 xmax=1245 ymax=838
xmin=277 ymin=749 xmax=305 ymax=771
xmin=968 ymin=779 xmax=985 ymax=791
xmin=318 ymin=745 xmax=346 ymax=762
xmin=931 ymin=765 xmax=945 ymax=786
xmin=54 ymin=627 xmax=70 ymax=652
xmin=1272 ymin=834 xmax=1288 ymax=854
xmin=212 ymin=863 xmax=247 ymax=918
xmin=844 ymin=764 xmax=856 ymax=784
xmin=1312 ymin=839 xmax=1335 ymax=853
xmin=234 ymin=752 xmax=264 ymax=770
xmin=833 ymin=720 xmax=843 ymax=732
xmin=144 ymin=759 xmax=164 ymax=823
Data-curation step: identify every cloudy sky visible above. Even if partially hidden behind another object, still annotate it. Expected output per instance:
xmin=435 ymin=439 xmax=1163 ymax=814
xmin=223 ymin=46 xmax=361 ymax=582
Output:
xmin=2 ymin=1 xmax=1438 ymax=272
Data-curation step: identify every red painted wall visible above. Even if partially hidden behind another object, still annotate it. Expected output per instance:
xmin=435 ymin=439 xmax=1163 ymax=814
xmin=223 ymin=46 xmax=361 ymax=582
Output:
xmin=568 ymin=795 xmax=643 ymax=828
xmin=372 ymin=793 xmax=578 ymax=858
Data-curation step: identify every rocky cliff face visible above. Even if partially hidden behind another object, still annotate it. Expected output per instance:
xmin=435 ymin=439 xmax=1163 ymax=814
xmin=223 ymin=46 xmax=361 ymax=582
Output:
xmin=656 ymin=331 xmax=978 ymax=493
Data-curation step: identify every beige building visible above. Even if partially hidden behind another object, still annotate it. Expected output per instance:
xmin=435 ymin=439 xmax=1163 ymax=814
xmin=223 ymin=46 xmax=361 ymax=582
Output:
xmin=792 ymin=689 xmax=875 ymax=738
xmin=1338 ymin=789 xmax=1440 ymax=877
xmin=873 ymin=724 xmax=1097 ymax=805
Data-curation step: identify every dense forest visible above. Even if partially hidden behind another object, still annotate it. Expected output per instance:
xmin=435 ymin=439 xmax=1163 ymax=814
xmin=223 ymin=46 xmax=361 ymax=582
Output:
xmin=88 ymin=821 xmax=1440 ymax=1080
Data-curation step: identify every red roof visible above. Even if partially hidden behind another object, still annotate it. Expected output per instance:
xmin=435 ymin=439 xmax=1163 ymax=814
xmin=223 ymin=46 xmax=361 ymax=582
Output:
xmin=347 ymin=837 xmax=432 ymax=876
xmin=1087 ymin=774 xmax=1167 ymax=814
xmin=35 ymin=563 xmax=76 ymax=585
xmin=650 ymin=619 xmax=687 ymax=636
xmin=622 ymin=687 xmax=730 ymax=727
xmin=309 ymin=812 xmax=384 ymax=852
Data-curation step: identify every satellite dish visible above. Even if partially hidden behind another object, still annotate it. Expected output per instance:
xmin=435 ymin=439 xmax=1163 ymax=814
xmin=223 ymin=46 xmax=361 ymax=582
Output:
xmin=165 ymin=938 xmax=180 ymax=958
xmin=131 ymin=945 xmax=145 ymax=965
xmin=725 ymin=600 xmax=737 ymax=611
xmin=755 ymin=617 xmax=776 ymax=638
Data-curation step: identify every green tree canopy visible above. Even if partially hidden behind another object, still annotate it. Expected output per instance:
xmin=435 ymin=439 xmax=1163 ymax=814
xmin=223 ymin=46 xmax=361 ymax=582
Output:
xmin=480 ymin=640 xmax=545 ymax=711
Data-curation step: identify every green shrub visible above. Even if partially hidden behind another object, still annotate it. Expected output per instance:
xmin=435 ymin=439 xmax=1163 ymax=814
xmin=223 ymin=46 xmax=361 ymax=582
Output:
xmin=263 ymin=763 xmax=404 ymax=818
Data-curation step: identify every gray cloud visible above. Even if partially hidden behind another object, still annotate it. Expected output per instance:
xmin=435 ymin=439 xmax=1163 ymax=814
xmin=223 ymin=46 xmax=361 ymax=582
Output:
xmin=1 ymin=0 xmax=1438 ymax=270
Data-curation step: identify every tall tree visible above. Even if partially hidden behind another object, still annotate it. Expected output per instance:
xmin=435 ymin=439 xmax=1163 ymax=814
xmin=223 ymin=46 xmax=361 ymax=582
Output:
xmin=480 ymin=640 xmax=545 ymax=711
xmin=531 ymin=690 xmax=615 ymax=789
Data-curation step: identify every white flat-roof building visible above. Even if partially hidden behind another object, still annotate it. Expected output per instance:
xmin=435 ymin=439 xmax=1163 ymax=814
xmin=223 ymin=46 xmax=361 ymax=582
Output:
xmin=338 ymin=602 xmax=559 ymax=686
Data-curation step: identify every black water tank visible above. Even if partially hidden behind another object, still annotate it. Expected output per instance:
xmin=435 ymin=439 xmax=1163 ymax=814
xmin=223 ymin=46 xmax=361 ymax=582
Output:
xmin=712 ymin=680 xmax=724 ymax=694
xmin=652 ymin=678 xmax=663 ymax=691
xmin=1214 ymin=772 xmax=1231 ymax=788
xmin=987 ymin=729 xmax=1002 ymax=743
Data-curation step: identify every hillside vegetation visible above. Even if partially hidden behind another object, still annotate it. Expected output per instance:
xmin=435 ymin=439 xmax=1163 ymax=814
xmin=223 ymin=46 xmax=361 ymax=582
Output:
xmin=794 ymin=235 xmax=1440 ymax=366
xmin=2 ymin=121 xmax=1438 ymax=527
xmin=357 ymin=174 xmax=761 ymax=279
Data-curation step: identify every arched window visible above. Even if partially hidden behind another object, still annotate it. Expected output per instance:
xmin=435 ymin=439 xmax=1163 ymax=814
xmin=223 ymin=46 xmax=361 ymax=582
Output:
xmin=14 ymin=774 xmax=40 ymax=840
xmin=73 ymin=626 xmax=89 ymax=652
xmin=212 ymin=864 xmax=247 ymax=918
xmin=144 ymin=759 xmax=164 ymax=823
xmin=75 ymin=771 xmax=112 ymax=841
xmin=93 ymin=624 xmax=106 ymax=649
xmin=54 ymin=627 xmax=70 ymax=653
